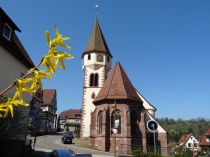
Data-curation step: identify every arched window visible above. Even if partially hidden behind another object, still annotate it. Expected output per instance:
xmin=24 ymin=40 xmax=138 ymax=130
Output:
xmin=130 ymin=111 xmax=138 ymax=135
xmin=89 ymin=73 xmax=99 ymax=87
xmin=94 ymin=74 xmax=98 ymax=86
xmin=111 ymin=110 xmax=121 ymax=134
xmin=88 ymin=54 xmax=91 ymax=60
xmin=90 ymin=74 xmax=94 ymax=86
xmin=98 ymin=111 xmax=102 ymax=134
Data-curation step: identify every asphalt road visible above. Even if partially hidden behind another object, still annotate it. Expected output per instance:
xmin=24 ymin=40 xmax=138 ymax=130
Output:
xmin=32 ymin=132 xmax=114 ymax=157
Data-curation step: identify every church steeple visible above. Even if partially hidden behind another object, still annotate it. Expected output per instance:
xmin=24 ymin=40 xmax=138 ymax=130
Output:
xmin=80 ymin=18 xmax=113 ymax=138
xmin=82 ymin=19 xmax=113 ymax=58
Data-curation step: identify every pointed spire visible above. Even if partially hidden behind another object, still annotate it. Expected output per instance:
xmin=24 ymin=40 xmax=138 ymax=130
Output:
xmin=82 ymin=19 xmax=112 ymax=58
xmin=93 ymin=61 xmax=142 ymax=103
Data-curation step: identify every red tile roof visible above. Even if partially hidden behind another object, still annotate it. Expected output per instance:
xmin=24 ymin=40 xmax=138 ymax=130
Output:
xmin=42 ymin=89 xmax=56 ymax=105
xmin=200 ymin=128 xmax=210 ymax=146
xmin=60 ymin=111 xmax=68 ymax=120
xmin=93 ymin=61 xmax=143 ymax=103
xmin=67 ymin=109 xmax=82 ymax=119
xmin=177 ymin=133 xmax=192 ymax=145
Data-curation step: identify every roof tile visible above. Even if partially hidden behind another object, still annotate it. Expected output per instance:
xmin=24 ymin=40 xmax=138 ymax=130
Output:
xmin=93 ymin=61 xmax=143 ymax=103
xmin=42 ymin=89 xmax=56 ymax=105
xmin=82 ymin=19 xmax=112 ymax=58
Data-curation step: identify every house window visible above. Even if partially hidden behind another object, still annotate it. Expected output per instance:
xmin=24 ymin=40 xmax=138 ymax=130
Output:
xmin=107 ymin=56 xmax=109 ymax=62
xmin=188 ymin=143 xmax=192 ymax=147
xmin=98 ymin=111 xmax=102 ymax=134
xmin=207 ymin=137 xmax=210 ymax=142
xmin=111 ymin=110 xmax=121 ymax=134
xmin=89 ymin=73 xmax=99 ymax=87
xmin=194 ymin=143 xmax=197 ymax=147
xmin=3 ymin=24 xmax=12 ymax=40
xmin=88 ymin=54 xmax=91 ymax=60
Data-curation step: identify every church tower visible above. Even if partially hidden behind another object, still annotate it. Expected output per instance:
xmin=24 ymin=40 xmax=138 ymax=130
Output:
xmin=80 ymin=18 xmax=113 ymax=138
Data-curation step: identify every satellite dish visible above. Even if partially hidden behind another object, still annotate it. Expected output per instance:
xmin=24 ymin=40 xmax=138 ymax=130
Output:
xmin=147 ymin=120 xmax=158 ymax=132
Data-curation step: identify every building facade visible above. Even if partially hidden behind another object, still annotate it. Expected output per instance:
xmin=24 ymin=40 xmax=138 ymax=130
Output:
xmin=38 ymin=89 xmax=57 ymax=132
xmin=176 ymin=133 xmax=199 ymax=152
xmin=199 ymin=128 xmax=210 ymax=148
xmin=0 ymin=7 xmax=35 ymax=140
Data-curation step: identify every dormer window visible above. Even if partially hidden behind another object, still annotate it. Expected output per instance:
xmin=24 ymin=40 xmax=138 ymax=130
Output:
xmin=207 ymin=136 xmax=210 ymax=142
xmin=3 ymin=23 xmax=12 ymax=40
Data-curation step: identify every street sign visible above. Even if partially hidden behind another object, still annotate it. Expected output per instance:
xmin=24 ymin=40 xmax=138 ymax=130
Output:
xmin=147 ymin=120 xmax=158 ymax=132
xmin=112 ymin=128 xmax=118 ymax=135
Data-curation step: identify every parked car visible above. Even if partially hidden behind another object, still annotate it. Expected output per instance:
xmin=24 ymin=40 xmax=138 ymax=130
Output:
xmin=61 ymin=133 xmax=73 ymax=144
xmin=49 ymin=149 xmax=77 ymax=157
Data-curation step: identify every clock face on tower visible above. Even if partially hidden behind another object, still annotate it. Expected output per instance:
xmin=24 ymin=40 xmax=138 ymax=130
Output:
xmin=96 ymin=55 xmax=103 ymax=62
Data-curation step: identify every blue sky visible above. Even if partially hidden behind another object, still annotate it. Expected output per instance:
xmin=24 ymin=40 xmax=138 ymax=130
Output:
xmin=1 ymin=1 xmax=210 ymax=120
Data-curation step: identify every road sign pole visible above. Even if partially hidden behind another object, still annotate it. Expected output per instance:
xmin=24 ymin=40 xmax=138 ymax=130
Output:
xmin=152 ymin=124 xmax=156 ymax=153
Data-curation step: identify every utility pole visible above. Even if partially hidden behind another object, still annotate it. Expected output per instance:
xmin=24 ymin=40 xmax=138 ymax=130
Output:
xmin=112 ymin=99 xmax=117 ymax=157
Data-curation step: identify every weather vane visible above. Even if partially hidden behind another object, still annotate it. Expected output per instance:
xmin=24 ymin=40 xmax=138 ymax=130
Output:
xmin=95 ymin=4 xmax=98 ymax=19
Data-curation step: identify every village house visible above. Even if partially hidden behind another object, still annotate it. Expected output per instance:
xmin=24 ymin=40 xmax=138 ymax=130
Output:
xmin=0 ymin=7 xmax=35 ymax=139
xmin=176 ymin=133 xmax=199 ymax=151
xmin=38 ymin=89 xmax=57 ymax=132
xmin=59 ymin=109 xmax=82 ymax=132
xmin=200 ymin=128 xmax=210 ymax=148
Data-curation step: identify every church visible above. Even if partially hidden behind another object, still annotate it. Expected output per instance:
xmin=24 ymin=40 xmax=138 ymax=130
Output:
xmin=80 ymin=17 xmax=167 ymax=155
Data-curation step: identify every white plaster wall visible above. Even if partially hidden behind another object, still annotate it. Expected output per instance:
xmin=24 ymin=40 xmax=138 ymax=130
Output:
xmin=82 ymin=87 xmax=101 ymax=137
xmin=185 ymin=135 xmax=199 ymax=149
xmin=136 ymin=91 xmax=155 ymax=111
xmin=82 ymin=66 xmax=105 ymax=137
xmin=0 ymin=45 xmax=32 ymax=103
xmin=145 ymin=111 xmax=166 ymax=133
xmin=82 ymin=52 xmax=111 ymax=70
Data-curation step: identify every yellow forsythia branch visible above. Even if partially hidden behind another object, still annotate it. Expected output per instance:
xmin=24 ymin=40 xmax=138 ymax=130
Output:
xmin=0 ymin=25 xmax=73 ymax=118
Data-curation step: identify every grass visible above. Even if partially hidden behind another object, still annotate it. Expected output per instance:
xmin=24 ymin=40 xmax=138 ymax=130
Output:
xmin=73 ymin=138 xmax=90 ymax=148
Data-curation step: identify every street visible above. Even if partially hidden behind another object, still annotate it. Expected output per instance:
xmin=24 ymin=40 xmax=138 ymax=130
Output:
xmin=32 ymin=133 xmax=114 ymax=157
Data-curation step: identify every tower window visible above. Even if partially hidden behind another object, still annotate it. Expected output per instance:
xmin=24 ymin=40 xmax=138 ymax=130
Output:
xmin=3 ymin=23 xmax=12 ymax=40
xmin=91 ymin=92 xmax=95 ymax=99
xmin=90 ymin=74 xmax=94 ymax=86
xmin=111 ymin=110 xmax=121 ymax=134
xmin=88 ymin=54 xmax=91 ymax=60
xmin=98 ymin=111 xmax=102 ymax=134
xmin=107 ymin=56 xmax=110 ymax=62
xmin=94 ymin=74 xmax=98 ymax=86
xmin=89 ymin=73 xmax=99 ymax=87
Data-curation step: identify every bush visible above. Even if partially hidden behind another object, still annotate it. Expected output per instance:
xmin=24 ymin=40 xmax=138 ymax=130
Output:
xmin=132 ymin=150 xmax=147 ymax=157
xmin=146 ymin=152 xmax=163 ymax=157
